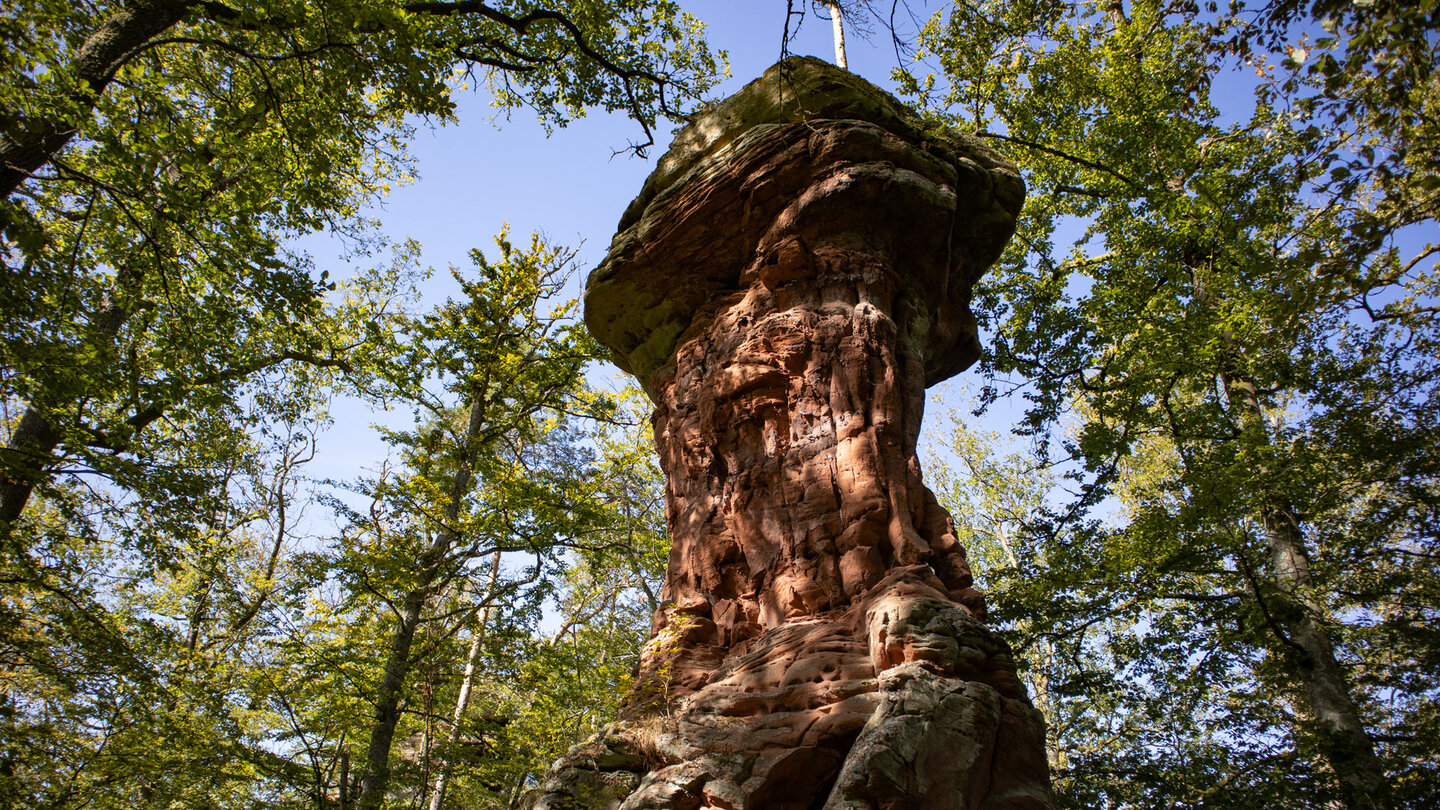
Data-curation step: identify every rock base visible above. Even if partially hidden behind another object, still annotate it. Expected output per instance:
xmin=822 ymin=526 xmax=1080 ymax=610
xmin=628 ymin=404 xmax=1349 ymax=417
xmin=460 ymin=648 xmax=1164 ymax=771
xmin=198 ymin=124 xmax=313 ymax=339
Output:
xmin=522 ymin=568 xmax=1052 ymax=810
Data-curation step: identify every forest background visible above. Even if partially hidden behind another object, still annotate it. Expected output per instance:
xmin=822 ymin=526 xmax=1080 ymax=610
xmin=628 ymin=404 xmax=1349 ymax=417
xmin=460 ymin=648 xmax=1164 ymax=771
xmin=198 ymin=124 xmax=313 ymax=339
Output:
xmin=0 ymin=1 xmax=1435 ymax=809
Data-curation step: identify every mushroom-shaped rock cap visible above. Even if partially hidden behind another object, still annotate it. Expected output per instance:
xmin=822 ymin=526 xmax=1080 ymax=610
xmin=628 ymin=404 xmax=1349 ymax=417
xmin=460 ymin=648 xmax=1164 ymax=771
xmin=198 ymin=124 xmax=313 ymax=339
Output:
xmin=585 ymin=56 xmax=1024 ymax=397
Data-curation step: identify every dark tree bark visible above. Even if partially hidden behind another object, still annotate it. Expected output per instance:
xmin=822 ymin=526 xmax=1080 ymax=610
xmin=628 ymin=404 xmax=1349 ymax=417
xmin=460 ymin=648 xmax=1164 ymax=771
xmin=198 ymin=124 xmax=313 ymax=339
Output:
xmin=357 ymin=588 xmax=430 ymax=810
xmin=0 ymin=0 xmax=186 ymax=535
xmin=0 ymin=0 xmax=189 ymax=200
xmin=0 ymin=267 xmax=138 ymax=539
xmin=0 ymin=406 xmax=62 ymax=533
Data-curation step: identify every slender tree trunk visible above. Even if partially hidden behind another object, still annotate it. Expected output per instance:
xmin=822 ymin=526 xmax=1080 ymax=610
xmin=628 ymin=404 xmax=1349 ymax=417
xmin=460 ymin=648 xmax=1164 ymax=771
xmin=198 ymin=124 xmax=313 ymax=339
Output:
xmin=1104 ymin=0 xmax=1127 ymax=29
xmin=356 ymin=398 xmax=489 ymax=810
xmin=339 ymin=750 xmax=350 ymax=809
xmin=626 ymin=548 xmax=659 ymax=615
xmin=428 ymin=551 xmax=502 ymax=810
xmin=503 ymin=771 xmax=527 ymax=810
xmin=825 ymin=2 xmax=847 ymax=69
xmin=1226 ymin=373 xmax=1390 ymax=809
xmin=357 ymin=588 xmax=427 ymax=810
xmin=0 ymin=0 xmax=188 ymax=200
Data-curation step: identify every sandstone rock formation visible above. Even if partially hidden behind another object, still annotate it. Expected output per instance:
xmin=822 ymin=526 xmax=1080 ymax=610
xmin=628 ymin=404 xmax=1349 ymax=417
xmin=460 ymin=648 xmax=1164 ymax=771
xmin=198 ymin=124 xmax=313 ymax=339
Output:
xmin=524 ymin=57 xmax=1054 ymax=810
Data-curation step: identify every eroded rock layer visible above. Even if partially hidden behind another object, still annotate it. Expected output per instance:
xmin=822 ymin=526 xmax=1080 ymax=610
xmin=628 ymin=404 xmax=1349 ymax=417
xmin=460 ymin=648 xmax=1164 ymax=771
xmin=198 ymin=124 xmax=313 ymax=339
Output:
xmin=524 ymin=57 xmax=1054 ymax=810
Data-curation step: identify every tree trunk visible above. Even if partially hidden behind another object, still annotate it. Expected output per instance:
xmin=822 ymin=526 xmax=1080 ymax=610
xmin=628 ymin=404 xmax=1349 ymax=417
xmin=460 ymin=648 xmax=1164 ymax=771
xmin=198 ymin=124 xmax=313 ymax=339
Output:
xmin=0 ymin=264 xmax=142 ymax=542
xmin=1226 ymin=373 xmax=1390 ymax=809
xmin=427 ymin=551 xmax=501 ymax=810
xmin=339 ymin=746 xmax=351 ymax=809
xmin=0 ymin=0 xmax=189 ymax=200
xmin=357 ymin=588 xmax=428 ymax=810
xmin=1262 ymin=504 xmax=1389 ymax=808
xmin=992 ymin=527 xmax=1065 ymax=769
xmin=356 ymin=398 xmax=488 ymax=810
xmin=825 ymin=2 xmax=847 ymax=68
xmin=0 ymin=406 xmax=62 ymax=534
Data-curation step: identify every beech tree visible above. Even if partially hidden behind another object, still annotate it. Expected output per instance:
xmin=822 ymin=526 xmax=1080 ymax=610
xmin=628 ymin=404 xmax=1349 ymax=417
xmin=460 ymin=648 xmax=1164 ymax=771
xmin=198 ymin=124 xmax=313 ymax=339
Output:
xmin=331 ymin=233 xmax=605 ymax=810
xmin=1 ymin=3 xmax=719 ymax=805
xmin=0 ymin=233 xmax=668 ymax=807
xmin=0 ymin=399 xmax=331 ymax=805
xmin=904 ymin=0 xmax=1439 ymax=806
xmin=396 ymin=387 xmax=665 ymax=808
xmin=0 ymin=0 xmax=720 ymax=544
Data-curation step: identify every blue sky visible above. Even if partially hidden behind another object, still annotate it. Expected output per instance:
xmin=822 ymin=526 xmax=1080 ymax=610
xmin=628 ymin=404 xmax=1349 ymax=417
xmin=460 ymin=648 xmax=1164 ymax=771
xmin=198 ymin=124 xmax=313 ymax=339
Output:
xmin=370 ymin=1 xmax=927 ymax=284
xmin=311 ymin=2 xmax=1000 ymax=482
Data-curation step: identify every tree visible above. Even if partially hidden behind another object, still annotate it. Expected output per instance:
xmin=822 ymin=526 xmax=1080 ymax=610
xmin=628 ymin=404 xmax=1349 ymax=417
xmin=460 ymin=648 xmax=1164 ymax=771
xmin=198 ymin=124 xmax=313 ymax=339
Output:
xmin=926 ymin=410 xmax=1288 ymax=806
xmin=1 ymin=6 xmax=719 ymax=797
xmin=823 ymin=1 xmax=849 ymax=67
xmin=6 ymin=232 xmax=663 ymax=810
xmin=0 ymin=392 xmax=329 ymax=806
xmin=903 ymin=0 xmax=1439 ymax=806
xmin=926 ymin=409 xmax=1066 ymax=769
xmin=408 ymin=386 xmax=666 ymax=809
xmin=315 ymin=232 xmax=609 ymax=809
xmin=0 ymin=0 xmax=722 ymax=547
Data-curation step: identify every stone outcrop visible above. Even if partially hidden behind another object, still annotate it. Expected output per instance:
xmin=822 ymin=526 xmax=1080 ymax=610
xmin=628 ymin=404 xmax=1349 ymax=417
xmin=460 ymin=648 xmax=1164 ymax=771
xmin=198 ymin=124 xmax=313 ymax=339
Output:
xmin=525 ymin=57 xmax=1054 ymax=810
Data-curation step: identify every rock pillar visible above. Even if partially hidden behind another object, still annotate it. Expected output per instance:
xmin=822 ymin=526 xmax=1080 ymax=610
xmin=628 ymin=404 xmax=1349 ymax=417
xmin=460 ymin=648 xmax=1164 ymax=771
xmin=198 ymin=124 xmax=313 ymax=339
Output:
xmin=526 ymin=57 xmax=1055 ymax=810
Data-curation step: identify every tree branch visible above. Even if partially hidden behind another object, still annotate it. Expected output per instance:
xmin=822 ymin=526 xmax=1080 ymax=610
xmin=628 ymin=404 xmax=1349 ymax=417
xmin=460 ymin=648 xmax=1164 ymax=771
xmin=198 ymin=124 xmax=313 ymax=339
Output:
xmin=404 ymin=1 xmax=673 ymax=152
xmin=977 ymin=130 xmax=1143 ymax=190
xmin=0 ymin=0 xmax=191 ymax=200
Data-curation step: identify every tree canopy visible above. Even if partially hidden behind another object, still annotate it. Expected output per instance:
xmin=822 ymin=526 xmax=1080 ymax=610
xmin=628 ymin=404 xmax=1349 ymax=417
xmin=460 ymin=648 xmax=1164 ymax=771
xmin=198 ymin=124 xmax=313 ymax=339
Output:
xmin=0 ymin=0 xmax=720 ymax=542
xmin=905 ymin=0 xmax=1438 ymax=806
xmin=2 ymin=1 xmax=713 ymax=806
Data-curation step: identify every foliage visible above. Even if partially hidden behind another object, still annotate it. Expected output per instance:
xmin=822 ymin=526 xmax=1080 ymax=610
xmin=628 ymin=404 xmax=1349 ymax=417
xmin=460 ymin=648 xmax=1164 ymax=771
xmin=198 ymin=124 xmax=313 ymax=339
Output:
xmin=0 ymin=0 xmax=722 ymax=544
xmin=0 ymin=230 xmax=671 ymax=808
xmin=289 ymin=233 xmax=622 ymax=809
xmin=4 ymin=1 xmax=1436 ymax=808
xmin=476 ymin=387 xmax=666 ymax=803
xmin=0 ymin=4 xmax=717 ymax=803
xmin=0 ymin=410 xmax=327 ymax=806
xmin=904 ymin=0 xmax=1439 ymax=806
xmin=1219 ymin=0 xmax=1440 ymax=243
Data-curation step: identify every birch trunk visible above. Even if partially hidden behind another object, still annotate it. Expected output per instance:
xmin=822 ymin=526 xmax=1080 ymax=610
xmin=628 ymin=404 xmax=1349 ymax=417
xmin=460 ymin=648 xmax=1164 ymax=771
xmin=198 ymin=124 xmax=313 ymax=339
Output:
xmin=427 ymin=551 xmax=502 ymax=810
xmin=825 ymin=2 xmax=847 ymax=68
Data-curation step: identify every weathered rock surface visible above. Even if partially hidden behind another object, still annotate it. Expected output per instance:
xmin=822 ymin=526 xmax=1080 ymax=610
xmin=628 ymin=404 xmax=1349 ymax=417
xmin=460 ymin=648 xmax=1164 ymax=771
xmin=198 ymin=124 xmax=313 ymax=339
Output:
xmin=524 ymin=57 xmax=1053 ymax=810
